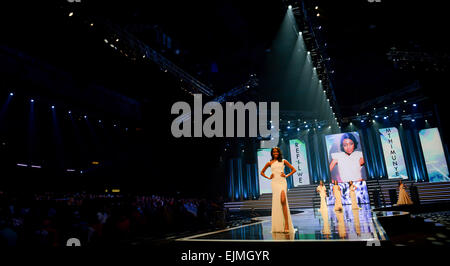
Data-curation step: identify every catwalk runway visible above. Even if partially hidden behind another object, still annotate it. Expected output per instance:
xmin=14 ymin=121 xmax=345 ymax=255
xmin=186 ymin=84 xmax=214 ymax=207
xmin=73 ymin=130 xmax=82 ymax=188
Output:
xmin=177 ymin=205 xmax=388 ymax=242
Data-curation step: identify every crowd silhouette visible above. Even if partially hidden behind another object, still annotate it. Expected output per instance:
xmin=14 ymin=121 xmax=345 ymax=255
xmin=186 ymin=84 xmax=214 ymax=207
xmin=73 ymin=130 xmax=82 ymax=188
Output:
xmin=0 ymin=191 xmax=225 ymax=247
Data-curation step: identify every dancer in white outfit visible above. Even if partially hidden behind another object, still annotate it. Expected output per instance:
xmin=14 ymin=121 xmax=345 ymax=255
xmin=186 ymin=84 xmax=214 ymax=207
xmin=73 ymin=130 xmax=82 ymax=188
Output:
xmin=316 ymin=180 xmax=328 ymax=210
xmin=261 ymin=147 xmax=296 ymax=233
xmin=349 ymin=181 xmax=360 ymax=210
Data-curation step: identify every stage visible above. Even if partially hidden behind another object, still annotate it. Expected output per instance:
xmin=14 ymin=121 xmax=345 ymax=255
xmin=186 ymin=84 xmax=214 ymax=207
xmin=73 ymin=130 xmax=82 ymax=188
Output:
xmin=177 ymin=205 xmax=389 ymax=244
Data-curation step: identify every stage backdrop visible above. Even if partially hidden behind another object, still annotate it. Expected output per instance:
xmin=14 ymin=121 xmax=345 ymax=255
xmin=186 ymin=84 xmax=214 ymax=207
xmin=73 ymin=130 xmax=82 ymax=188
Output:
xmin=289 ymin=139 xmax=310 ymax=186
xmin=257 ymin=148 xmax=273 ymax=195
xmin=325 ymin=132 xmax=367 ymax=182
xmin=378 ymin=127 xmax=408 ymax=179
xmin=327 ymin=181 xmax=370 ymax=205
xmin=419 ymin=128 xmax=450 ymax=182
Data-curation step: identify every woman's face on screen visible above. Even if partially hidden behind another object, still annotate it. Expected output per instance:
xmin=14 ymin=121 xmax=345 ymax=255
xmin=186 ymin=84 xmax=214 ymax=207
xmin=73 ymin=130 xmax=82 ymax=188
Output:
xmin=342 ymin=138 xmax=355 ymax=154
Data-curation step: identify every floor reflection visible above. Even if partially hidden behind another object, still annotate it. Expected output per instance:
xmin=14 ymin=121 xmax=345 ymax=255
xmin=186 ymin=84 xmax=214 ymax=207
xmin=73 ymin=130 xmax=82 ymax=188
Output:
xmin=179 ymin=204 xmax=386 ymax=241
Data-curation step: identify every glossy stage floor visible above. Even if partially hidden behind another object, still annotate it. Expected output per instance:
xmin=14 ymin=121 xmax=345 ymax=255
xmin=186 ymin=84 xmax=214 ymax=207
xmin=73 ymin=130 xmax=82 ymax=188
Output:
xmin=177 ymin=204 xmax=388 ymax=244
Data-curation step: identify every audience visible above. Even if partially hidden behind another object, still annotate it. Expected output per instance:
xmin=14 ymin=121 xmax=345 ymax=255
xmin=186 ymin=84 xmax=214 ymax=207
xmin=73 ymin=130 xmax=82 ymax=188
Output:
xmin=0 ymin=191 xmax=225 ymax=247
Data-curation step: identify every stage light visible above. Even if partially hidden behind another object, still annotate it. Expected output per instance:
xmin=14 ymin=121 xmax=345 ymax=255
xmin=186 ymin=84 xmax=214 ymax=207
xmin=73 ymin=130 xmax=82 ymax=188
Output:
xmin=383 ymin=116 xmax=387 ymax=120
xmin=288 ymin=121 xmax=290 ymax=123
xmin=425 ymin=120 xmax=428 ymax=122
xmin=68 ymin=12 xmax=73 ymax=17
xmin=384 ymin=107 xmax=387 ymax=109
xmin=98 ymin=120 xmax=102 ymax=123
xmin=297 ymin=128 xmax=300 ymax=131
xmin=317 ymin=13 xmax=320 ymax=17
xmin=304 ymin=121 xmax=307 ymax=124
xmin=404 ymin=100 xmax=407 ymax=103
xmin=90 ymin=23 xmax=94 ymax=27
xmin=299 ymin=31 xmax=302 ymax=35
xmin=315 ymin=6 xmax=319 ymax=9
xmin=366 ymin=112 xmax=369 ymax=115
xmin=307 ymin=51 xmax=310 ymax=54
xmin=287 ymin=126 xmax=290 ymax=129
xmin=350 ymin=122 xmax=353 ymax=125
xmin=305 ymin=125 xmax=309 ymax=128
xmin=9 ymin=92 xmax=13 ymax=96
xmin=84 ymin=115 xmax=87 ymax=119
xmin=288 ymin=5 xmax=292 ymax=9
xmin=68 ymin=110 xmax=71 ymax=114
xmin=329 ymin=126 xmax=331 ymax=129
xmin=30 ymin=99 xmax=34 ymax=103
xmin=51 ymin=105 xmax=55 ymax=109
xmin=361 ymin=120 xmax=364 ymax=122
xmin=400 ymin=123 xmax=402 ymax=126
xmin=394 ymin=110 xmax=398 ymax=113
xmin=413 ymin=103 xmax=417 ymax=107
xmin=412 ymin=119 xmax=415 ymax=122
xmin=116 ymin=38 xmax=119 ymax=42
xmin=80 ymin=170 xmax=83 ymax=174
xmin=375 ymin=115 xmax=379 ymax=118
xmin=318 ymin=126 xmax=321 ymax=129
xmin=104 ymin=39 xmax=108 ymax=43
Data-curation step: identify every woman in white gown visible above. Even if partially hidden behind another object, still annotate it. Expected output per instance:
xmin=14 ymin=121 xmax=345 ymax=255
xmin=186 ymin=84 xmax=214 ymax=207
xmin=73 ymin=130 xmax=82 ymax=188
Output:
xmin=260 ymin=147 xmax=296 ymax=233
xmin=316 ymin=180 xmax=327 ymax=211
xmin=397 ymin=180 xmax=413 ymax=205
xmin=333 ymin=180 xmax=343 ymax=212
xmin=349 ymin=181 xmax=360 ymax=210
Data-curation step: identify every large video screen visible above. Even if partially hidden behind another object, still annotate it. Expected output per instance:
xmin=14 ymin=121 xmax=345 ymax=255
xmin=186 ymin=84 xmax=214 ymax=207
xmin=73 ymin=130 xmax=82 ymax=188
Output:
xmin=325 ymin=132 xmax=367 ymax=182
xmin=289 ymin=139 xmax=310 ymax=186
xmin=379 ymin=127 xmax=408 ymax=179
xmin=419 ymin=128 xmax=450 ymax=182
xmin=257 ymin=148 xmax=273 ymax=195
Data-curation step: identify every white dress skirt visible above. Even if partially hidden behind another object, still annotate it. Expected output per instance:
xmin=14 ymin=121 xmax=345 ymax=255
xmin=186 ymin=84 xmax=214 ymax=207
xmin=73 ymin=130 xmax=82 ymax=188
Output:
xmin=317 ymin=185 xmax=327 ymax=210
xmin=350 ymin=185 xmax=359 ymax=209
xmin=270 ymin=160 xmax=295 ymax=233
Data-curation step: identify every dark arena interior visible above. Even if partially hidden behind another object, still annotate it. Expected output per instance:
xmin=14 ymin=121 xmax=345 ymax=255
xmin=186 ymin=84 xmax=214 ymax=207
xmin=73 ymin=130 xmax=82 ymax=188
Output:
xmin=1 ymin=0 xmax=450 ymax=261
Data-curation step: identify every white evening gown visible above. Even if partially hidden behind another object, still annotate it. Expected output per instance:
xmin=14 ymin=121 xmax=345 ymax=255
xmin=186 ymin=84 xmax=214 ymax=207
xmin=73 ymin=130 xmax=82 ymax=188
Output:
xmin=270 ymin=160 xmax=295 ymax=233
xmin=350 ymin=185 xmax=359 ymax=210
xmin=317 ymin=185 xmax=327 ymax=210
xmin=333 ymin=185 xmax=343 ymax=211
